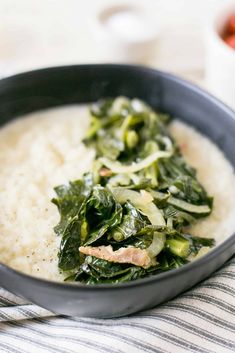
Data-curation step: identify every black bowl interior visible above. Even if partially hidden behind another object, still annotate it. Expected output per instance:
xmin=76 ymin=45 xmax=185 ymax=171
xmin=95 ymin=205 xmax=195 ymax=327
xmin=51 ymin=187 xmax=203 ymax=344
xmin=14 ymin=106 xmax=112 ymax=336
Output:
xmin=0 ymin=64 xmax=234 ymax=318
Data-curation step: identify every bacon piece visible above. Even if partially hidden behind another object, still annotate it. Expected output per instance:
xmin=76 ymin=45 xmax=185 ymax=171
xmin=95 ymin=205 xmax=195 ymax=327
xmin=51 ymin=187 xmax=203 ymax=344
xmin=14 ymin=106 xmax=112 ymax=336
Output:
xmin=79 ymin=245 xmax=152 ymax=269
xmin=99 ymin=168 xmax=113 ymax=177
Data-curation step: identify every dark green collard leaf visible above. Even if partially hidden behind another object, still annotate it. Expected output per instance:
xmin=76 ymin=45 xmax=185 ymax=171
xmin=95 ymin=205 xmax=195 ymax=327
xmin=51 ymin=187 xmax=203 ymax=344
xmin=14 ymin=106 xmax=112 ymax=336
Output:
xmin=158 ymin=156 xmax=212 ymax=207
xmin=96 ymin=136 xmax=124 ymax=160
xmin=58 ymin=216 xmax=81 ymax=271
xmin=74 ymin=256 xmax=146 ymax=284
xmin=158 ymin=155 xmax=196 ymax=183
xmin=86 ymin=256 xmax=131 ymax=278
xmin=86 ymin=185 xmax=118 ymax=225
xmin=183 ymin=234 xmax=215 ymax=255
xmin=84 ymin=131 xmax=122 ymax=161
xmin=152 ymin=191 xmax=171 ymax=208
xmin=82 ymin=268 xmax=143 ymax=284
xmin=109 ymin=201 xmax=147 ymax=242
xmin=84 ymin=223 xmax=110 ymax=247
xmin=89 ymin=98 xmax=114 ymax=119
xmin=173 ymin=176 xmax=211 ymax=205
xmin=137 ymin=111 xmax=169 ymax=143
xmin=84 ymin=186 xmax=123 ymax=245
xmin=84 ymin=99 xmax=127 ymax=159
xmin=128 ymin=232 xmax=153 ymax=249
xmin=53 ymin=181 xmax=123 ymax=270
xmin=163 ymin=205 xmax=196 ymax=230
xmin=52 ymin=176 xmax=93 ymax=271
xmin=106 ymin=222 xmax=155 ymax=250
xmin=154 ymin=251 xmax=188 ymax=271
xmin=52 ymin=176 xmax=92 ymax=236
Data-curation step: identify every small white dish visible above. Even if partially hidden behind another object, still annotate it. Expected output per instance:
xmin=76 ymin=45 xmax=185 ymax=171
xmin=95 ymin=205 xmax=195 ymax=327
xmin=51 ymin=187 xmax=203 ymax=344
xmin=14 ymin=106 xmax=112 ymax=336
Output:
xmin=205 ymin=4 xmax=235 ymax=110
xmin=90 ymin=4 xmax=159 ymax=64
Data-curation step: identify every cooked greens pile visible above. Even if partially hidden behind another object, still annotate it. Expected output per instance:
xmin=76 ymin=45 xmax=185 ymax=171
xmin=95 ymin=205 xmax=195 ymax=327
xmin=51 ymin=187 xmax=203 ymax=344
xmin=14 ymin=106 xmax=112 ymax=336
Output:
xmin=52 ymin=97 xmax=214 ymax=284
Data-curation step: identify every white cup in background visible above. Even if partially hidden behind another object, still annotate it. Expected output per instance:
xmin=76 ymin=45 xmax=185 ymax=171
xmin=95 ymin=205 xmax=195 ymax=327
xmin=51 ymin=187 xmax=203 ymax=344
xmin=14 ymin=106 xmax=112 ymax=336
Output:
xmin=205 ymin=4 xmax=235 ymax=110
xmin=90 ymin=4 xmax=159 ymax=64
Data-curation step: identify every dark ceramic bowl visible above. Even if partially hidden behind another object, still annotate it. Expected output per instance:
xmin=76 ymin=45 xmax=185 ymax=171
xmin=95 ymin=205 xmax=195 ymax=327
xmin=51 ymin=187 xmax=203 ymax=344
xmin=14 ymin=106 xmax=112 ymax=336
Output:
xmin=0 ymin=64 xmax=234 ymax=318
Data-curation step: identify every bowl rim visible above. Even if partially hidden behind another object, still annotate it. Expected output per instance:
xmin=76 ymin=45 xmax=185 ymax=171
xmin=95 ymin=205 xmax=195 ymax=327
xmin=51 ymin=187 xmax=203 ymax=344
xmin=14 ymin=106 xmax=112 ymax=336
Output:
xmin=0 ymin=63 xmax=234 ymax=292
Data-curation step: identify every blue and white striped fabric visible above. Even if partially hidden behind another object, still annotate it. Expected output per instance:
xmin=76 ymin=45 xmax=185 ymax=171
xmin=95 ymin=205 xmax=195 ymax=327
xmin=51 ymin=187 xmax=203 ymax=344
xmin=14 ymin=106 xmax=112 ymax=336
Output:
xmin=0 ymin=256 xmax=234 ymax=353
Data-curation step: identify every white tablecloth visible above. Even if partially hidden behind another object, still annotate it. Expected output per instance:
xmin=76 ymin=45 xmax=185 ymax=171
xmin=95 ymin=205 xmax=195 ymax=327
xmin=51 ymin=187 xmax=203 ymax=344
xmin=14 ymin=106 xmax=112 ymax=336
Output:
xmin=0 ymin=256 xmax=234 ymax=353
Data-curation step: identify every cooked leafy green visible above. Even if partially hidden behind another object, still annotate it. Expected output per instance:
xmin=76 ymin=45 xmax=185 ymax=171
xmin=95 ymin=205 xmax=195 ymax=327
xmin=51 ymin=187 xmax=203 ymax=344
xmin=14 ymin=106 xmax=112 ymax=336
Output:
xmin=52 ymin=97 xmax=215 ymax=284
xmin=108 ymin=201 xmax=146 ymax=242
xmin=52 ymin=177 xmax=92 ymax=270
xmin=75 ymin=256 xmax=147 ymax=284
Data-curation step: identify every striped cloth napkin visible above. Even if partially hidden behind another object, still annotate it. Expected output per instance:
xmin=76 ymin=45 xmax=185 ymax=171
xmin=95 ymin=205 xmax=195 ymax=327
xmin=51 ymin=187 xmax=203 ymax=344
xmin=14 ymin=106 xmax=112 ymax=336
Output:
xmin=0 ymin=257 xmax=234 ymax=353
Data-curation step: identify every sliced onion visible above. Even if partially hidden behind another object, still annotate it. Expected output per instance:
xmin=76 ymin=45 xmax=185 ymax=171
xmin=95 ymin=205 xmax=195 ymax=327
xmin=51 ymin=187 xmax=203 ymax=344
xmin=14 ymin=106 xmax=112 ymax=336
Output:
xmin=150 ymin=190 xmax=167 ymax=200
xmin=162 ymin=136 xmax=173 ymax=151
xmin=167 ymin=197 xmax=211 ymax=214
xmin=110 ymin=96 xmax=130 ymax=115
xmin=111 ymin=187 xmax=166 ymax=226
xmin=139 ymin=190 xmax=154 ymax=203
xmin=111 ymin=187 xmax=166 ymax=259
xmin=150 ymin=190 xmax=211 ymax=214
xmin=100 ymin=150 xmax=172 ymax=174
xmin=140 ymin=202 xmax=165 ymax=226
xmin=147 ymin=233 xmax=166 ymax=258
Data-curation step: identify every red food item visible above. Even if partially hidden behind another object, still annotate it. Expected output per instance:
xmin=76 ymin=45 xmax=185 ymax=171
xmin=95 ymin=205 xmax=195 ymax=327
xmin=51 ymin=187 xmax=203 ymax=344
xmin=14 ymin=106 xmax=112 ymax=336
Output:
xmin=228 ymin=14 xmax=235 ymax=34
xmin=225 ymin=34 xmax=235 ymax=49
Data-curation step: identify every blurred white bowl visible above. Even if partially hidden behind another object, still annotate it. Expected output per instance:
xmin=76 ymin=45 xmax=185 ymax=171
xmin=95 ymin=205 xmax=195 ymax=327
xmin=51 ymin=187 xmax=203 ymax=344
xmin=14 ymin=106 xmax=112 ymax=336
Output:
xmin=90 ymin=4 xmax=159 ymax=64
xmin=205 ymin=4 xmax=235 ymax=110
